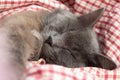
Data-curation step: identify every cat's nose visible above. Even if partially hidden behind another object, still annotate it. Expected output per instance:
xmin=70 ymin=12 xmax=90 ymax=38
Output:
xmin=45 ymin=36 xmax=52 ymax=46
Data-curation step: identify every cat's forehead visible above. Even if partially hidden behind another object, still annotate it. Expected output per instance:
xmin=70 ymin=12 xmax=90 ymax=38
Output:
xmin=44 ymin=9 xmax=78 ymax=29
xmin=53 ymin=9 xmax=75 ymax=17
xmin=47 ymin=9 xmax=77 ymax=23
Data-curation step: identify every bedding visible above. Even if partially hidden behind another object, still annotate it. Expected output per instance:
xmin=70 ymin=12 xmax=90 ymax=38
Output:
xmin=0 ymin=0 xmax=120 ymax=80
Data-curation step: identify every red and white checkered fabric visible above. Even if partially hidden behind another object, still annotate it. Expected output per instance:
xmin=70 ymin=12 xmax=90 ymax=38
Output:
xmin=0 ymin=0 xmax=120 ymax=80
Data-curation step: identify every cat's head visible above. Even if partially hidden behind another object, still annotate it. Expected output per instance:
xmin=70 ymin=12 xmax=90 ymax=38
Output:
xmin=40 ymin=8 xmax=117 ymax=70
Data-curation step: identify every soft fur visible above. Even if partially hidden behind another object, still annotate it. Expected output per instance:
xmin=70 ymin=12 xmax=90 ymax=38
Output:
xmin=0 ymin=10 xmax=49 ymax=80
xmin=40 ymin=8 xmax=117 ymax=70
xmin=0 ymin=8 xmax=117 ymax=80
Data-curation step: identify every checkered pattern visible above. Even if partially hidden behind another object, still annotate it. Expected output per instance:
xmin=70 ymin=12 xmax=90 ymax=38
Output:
xmin=0 ymin=0 xmax=120 ymax=80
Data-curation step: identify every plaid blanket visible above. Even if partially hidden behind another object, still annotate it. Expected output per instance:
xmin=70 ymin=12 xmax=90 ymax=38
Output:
xmin=0 ymin=0 xmax=120 ymax=80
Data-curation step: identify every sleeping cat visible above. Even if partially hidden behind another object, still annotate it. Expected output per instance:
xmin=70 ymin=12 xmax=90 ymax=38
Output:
xmin=0 ymin=10 xmax=49 ymax=80
xmin=40 ymin=8 xmax=117 ymax=70
xmin=0 ymin=8 xmax=117 ymax=80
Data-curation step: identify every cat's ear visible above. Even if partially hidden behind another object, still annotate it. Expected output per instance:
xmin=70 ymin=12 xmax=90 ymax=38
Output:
xmin=94 ymin=53 xmax=117 ymax=70
xmin=78 ymin=8 xmax=104 ymax=28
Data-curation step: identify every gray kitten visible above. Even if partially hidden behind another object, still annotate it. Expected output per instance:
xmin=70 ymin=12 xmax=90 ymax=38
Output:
xmin=0 ymin=8 xmax=117 ymax=80
xmin=40 ymin=8 xmax=117 ymax=70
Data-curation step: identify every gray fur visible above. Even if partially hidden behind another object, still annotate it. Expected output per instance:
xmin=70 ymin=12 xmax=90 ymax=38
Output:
xmin=0 ymin=8 xmax=117 ymax=80
xmin=40 ymin=8 xmax=117 ymax=70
